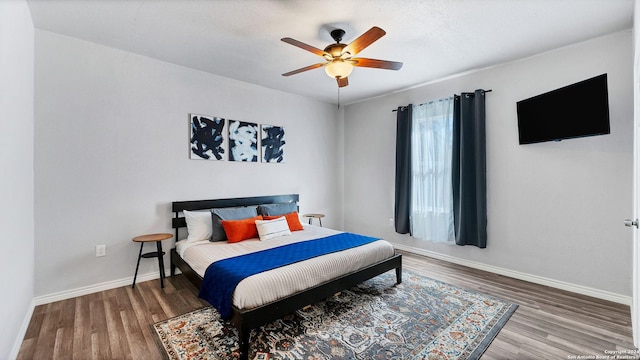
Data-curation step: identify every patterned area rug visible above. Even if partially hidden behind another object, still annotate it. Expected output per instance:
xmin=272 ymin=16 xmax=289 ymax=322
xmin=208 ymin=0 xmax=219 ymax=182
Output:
xmin=152 ymin=271 xmax=517 ymax=360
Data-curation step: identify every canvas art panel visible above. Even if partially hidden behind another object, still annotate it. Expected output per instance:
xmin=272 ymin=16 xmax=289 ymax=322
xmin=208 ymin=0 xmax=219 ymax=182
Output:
xmin=190 ymin=114 xmax=226 ymax=160
xmin=261 ymin=124 xmax=285 ymax=163
xmin=229 ymin=120 xmax=258 ymax=162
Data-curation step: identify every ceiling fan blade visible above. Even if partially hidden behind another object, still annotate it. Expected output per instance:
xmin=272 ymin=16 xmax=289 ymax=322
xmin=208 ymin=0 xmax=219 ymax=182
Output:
xmin=351 ymin=57 xmax=403 ymax=70
xmin=343 ymin=26 xmax=386 ymax=56
xmin=281 ymin=37 xmax=328 ymax=57
xmin=282 ymin=63 xmax=325 ymax=76
xmin=337 ymin=77 xmax=349 ymax=88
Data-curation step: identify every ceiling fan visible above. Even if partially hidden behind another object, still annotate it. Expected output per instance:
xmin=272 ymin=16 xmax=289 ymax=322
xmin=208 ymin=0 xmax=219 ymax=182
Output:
xmin=281 ymin=26 xmax=403 ymax=88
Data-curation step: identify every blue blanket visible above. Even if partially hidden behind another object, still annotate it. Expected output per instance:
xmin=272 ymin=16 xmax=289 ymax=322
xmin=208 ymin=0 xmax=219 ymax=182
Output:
xmin=199 ymin=232 xmax=380 ymax=319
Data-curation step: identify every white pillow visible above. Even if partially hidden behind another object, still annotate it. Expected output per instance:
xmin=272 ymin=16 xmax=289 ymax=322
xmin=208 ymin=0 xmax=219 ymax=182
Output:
xmin=255 ymin=216 xmax=291 ymax=241
xmin=183 ymin=210 xmax=213 ymax=243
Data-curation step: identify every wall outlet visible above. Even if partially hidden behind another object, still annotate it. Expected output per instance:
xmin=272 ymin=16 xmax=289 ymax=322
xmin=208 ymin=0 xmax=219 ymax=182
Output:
xmin=388 ymin=218 xmax=394 ymax=226
xmin=95 ymin=244 xmax=106 ymax=257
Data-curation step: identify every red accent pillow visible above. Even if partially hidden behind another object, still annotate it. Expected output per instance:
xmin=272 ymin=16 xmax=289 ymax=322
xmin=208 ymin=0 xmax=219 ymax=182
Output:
xmin=264 ymin=212 xmax=304 ymax=231
xmin=221 ymin=216 xmax=263 ymax=243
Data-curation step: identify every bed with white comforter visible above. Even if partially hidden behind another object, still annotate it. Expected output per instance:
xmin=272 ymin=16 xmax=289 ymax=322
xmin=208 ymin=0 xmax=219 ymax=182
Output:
xmin=175 ymin=224 xmax=396 ymax=311
xmin=170 ymin=194 xmax=402 ymax=360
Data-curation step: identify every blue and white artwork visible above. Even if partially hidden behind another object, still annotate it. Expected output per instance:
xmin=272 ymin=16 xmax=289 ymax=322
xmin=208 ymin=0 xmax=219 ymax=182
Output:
xmin=190 ymin=114 xmax=226 ymax=160
xmin=229 ymin=120 xmax=258 ymax=162
xmin=261 ymin=124 xmax=286 ymax=163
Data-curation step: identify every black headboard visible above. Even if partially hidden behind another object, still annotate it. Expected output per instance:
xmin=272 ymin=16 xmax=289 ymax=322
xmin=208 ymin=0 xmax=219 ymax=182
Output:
xmin=171 ymin=194 xmax=299 ymax=231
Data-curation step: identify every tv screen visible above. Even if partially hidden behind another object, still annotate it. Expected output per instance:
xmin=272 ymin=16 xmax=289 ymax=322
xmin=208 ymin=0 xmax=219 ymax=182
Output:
xmin=516 ymin=74 xmax=610 ymax=145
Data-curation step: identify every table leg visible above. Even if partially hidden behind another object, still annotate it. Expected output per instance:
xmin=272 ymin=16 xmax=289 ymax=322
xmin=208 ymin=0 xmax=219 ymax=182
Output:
xmin=132 ymin=242 xmax=144 ymax=288
xmin=156 ymin=241 xmax=165 ymax=288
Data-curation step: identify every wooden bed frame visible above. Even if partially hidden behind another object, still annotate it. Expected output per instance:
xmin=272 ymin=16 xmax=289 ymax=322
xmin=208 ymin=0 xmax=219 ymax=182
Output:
xmin=170 ymin=194 xmax=403 ymax=360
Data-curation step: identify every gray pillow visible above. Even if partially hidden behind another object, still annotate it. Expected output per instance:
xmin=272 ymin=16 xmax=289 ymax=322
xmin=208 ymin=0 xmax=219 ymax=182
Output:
xmin=210 ymin=206 xmax=259 ymax=241
xmin=256 ymin=203 xmax=297 ymax=216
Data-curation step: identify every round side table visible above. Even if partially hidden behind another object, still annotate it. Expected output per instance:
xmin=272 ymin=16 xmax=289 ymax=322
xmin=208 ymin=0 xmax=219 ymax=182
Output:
xmin=132 ymin=233 xmax=173 ymax=289
xmin=303 ymin=213 xmax=325 ymax=227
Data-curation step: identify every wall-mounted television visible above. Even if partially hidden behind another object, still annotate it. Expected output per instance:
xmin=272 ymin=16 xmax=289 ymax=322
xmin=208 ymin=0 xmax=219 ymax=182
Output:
xmin=516 ymin=74 xmax=610 ymax=145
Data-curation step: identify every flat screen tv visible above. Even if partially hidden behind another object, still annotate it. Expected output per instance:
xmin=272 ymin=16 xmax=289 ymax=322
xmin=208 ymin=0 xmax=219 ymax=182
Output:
xmin=516 ymin=74 xmax=610 ymax=145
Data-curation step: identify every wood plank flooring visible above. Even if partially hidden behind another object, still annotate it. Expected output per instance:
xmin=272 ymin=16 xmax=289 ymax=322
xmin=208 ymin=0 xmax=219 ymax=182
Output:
xmin=18 ymin=251 xmax=638 ymax=359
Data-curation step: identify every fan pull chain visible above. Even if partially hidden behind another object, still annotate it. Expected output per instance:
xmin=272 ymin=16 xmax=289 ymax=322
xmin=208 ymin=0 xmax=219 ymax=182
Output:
xmin=337 ymin=86 xmax=341 ymax=109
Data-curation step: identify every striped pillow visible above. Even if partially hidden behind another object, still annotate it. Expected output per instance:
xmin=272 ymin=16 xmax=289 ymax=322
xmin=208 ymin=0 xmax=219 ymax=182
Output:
xmin=255 ymin=216 xmax=291 ymax=241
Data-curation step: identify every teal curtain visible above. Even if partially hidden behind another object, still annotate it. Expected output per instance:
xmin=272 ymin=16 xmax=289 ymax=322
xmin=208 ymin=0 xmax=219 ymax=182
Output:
xmin=394 ymin=105 xmax=412 ymax=234
xmin=452 ymin=90 xmax=487 ymax=248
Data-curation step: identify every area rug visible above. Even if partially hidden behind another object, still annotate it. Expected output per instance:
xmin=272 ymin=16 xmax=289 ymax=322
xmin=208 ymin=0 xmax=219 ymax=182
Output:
xmin=152 ymin=271 xmax=518 ymax=360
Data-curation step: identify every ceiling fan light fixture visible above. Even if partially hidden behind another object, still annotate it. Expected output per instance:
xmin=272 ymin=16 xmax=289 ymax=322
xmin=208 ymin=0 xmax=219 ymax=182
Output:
xmin=324 ymin=60 xmax=353 ymax=79
xmin=282 ymin=26 xmax=402 ymax=88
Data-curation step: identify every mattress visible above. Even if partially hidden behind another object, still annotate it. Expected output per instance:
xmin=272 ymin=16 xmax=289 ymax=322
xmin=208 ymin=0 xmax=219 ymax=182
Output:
xmin=175 ymin=225 xmax=396 ymax=310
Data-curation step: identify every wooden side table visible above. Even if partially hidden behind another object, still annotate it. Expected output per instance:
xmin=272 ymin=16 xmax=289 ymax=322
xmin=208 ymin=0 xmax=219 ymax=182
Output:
xmin=132 ymin=233 xmax=172 ymax=289
xmin=303 ymin=213 xmax=325 ymax=227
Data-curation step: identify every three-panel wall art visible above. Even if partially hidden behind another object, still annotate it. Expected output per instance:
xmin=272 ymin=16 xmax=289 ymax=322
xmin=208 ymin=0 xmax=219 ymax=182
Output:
xmin=189 ymin=113 xmax=285 ymax=163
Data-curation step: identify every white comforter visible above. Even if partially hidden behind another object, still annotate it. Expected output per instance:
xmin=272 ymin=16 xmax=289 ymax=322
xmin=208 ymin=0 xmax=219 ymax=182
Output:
xmin=175 ymin=225 xmax=395 ymax=310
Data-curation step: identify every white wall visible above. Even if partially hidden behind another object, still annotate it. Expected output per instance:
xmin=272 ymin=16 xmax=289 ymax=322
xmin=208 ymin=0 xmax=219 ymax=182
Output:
xmin=34 ymin=30 xmax=342 ymax=297
xmin=0 ymin=0 xmax=35 ymax=358
xmin=344 ymin=31 xmax=634 ymax=298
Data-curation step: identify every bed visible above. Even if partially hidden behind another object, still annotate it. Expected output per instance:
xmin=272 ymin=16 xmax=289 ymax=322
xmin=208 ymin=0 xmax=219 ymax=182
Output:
xmin=170 ymin=194 xmax=402 ymax=360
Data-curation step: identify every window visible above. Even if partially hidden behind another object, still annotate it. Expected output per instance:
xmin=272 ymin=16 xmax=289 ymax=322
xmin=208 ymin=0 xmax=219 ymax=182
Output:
xmin=410 ymin=97 xmax=455 ymax=243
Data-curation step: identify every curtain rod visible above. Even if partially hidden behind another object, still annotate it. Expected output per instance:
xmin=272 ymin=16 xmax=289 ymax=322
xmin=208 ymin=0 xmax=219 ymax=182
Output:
xmin=392 ymin=89 xmax=492 ymax=112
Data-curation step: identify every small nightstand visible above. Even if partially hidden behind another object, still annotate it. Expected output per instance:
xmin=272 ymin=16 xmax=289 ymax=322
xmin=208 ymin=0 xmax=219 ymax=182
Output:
xmin=132 ymin=233 xmax=173 ymax=289
xmin=303 ymin=213 xmax=325 ymax=227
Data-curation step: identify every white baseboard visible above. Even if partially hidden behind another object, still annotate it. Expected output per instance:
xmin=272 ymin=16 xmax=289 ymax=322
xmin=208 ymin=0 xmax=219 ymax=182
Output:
xmin=33 ymin=269 xmax=171 ymax=306
xmin=9 ymin=298 xmax=35 ymax=360
xmin=393 ymin=243 xmax=631 ymax=306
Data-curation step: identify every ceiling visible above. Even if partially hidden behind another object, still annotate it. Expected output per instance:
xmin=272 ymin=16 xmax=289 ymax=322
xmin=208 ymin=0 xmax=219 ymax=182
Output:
xmin=26 ymin=0 xmax=634 ymax=105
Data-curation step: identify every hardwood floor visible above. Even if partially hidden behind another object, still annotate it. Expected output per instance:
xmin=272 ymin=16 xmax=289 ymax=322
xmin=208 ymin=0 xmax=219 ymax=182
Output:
xmin=18 ymin=251 xmax=638 ymax=359
xmin=400 ymin=252 xmax=638 ymax=359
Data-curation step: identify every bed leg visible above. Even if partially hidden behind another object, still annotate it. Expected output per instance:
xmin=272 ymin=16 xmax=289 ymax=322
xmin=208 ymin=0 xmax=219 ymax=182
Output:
xmin=395 ymin=265 xmax=403 ymax=284
xmin=238 ymin=326 xmax=250 ymax=360
xmin=170 ymin=252 xmax=176 ymax=277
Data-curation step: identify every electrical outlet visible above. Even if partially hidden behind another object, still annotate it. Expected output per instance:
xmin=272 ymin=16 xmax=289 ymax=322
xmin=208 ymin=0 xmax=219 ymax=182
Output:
xmin=96 ymin=244 xmax=106 ymax=257
xmin=388 ymin=218 xmax=394 ymax=226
